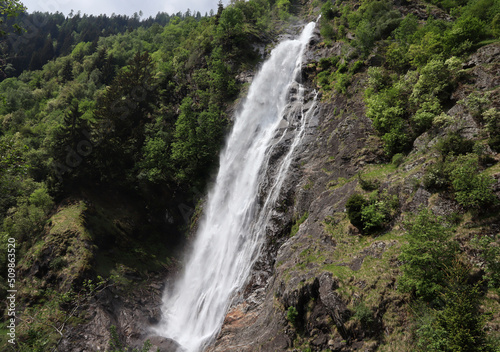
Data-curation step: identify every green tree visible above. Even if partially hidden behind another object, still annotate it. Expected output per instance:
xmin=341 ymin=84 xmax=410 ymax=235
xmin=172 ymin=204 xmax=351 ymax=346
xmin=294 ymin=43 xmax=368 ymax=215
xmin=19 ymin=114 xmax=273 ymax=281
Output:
xmin=170 ymin=99 xmax=226 ymax=184
xmin=52 ymin=99 xmax=92 ymax=185
xmin=0 ymin=0 xmax=25 ymax=37
xmin=450 ymin=154 xmax=496 ymax=210
xmin=416 ymin=259 xmax=491 ymax=352
xmin=346 ymin=194 xmax=368 ymax=230
xmin=92 ymin=51 xmax=158 ymax=182
xmin=398 ymin=208 xmax=458 ymax=301
xmin=61 ymin=58 xmax=74 ymax=82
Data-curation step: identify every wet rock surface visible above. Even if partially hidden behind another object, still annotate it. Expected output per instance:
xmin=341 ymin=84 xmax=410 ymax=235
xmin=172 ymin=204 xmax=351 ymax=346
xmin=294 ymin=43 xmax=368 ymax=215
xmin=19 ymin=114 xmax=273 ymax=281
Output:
xmin=204 ymin=27 xmax=500 ymax=352
xmin=53 ymin=25 xmax=500 ymax=352
xmin=58 ymin=274 xmax=168 ymax=351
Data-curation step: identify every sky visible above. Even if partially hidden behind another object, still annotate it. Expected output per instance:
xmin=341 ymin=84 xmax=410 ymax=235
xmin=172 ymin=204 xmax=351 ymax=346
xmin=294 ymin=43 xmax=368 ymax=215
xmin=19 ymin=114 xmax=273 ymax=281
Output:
xmin=20 ymin=0 xmax=223 ymax=18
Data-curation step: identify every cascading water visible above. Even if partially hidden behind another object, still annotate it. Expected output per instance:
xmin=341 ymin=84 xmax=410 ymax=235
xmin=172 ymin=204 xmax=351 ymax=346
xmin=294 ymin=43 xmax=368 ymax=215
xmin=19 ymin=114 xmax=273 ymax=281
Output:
xmin=156 ymin=21 xmax=317 ymax=352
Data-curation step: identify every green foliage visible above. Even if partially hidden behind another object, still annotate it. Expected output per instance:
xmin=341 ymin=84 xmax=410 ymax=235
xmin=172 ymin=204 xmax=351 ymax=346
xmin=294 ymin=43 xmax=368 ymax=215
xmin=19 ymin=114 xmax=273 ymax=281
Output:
xmin=290 ymin=212 xmax=309 ymax=237
xmin=364 ymin=71 xmax=414 ymax=156
xmin=437 ymin=132 xmax=474 ymax=157
xmin=2 ymin=182 xmax=53 ymax=242
xmin=350 ymin=1 xmax=401 ymax=55
xmin=391 ymin=153 xmax=404 ymax=167
xmin=349 ymin=60 xmax=364 ymax=74
xmin=450 ymin=154 xmax=496 ymax=210
xmin=334 ymin=73 xmax=350 ymax=94
xmin=415 ymin=260 xmax=490 ymax=352
xmin=361 ymin=200 xmax=388 ymax=232
xmin=92 ymin=51 xmax=158 ymax=183
xmin=287 ymin=306 xmax=299 ymax=327
xmin=472 ymin=235 xmax=500 ymax=289
xmin=410 ymin=59 xmax=454 ymax=106
xmin=346 ymin=191 xmax=398 ymax=234
xmin=276 ymin=0 xmax=291 ymax=19
xmin=346 ymin=194 xmax=368 ymax=230
xmin=423 ymin=161 xmax=450 ymax=191
xmin=484 ymin=107 xmax=500 ymax=151
xmin=0 ymin=0 xmax=25 ymax=38
xmin=170 ymin=98 xmax=226 ymax=184
xmin=398 ymin=208 xmax=459 ymax=301
xmin=436 ymin=260 xmax=488 ymax=352
xmin=365 ymin=83 xmax=406 ymax=135
xmin=353 ymin=301 xmax=374 ymax=327
xmin=358 ymin=174 xmax=379 ymax=191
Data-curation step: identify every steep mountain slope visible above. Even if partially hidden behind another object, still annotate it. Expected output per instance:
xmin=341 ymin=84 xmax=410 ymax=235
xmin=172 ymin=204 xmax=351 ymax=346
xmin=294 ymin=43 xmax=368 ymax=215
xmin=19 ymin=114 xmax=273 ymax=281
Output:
xmin=1 ymin=0 xmax=499 ymax=351
xmin=206 ymin=5 xmax=500 ymax=351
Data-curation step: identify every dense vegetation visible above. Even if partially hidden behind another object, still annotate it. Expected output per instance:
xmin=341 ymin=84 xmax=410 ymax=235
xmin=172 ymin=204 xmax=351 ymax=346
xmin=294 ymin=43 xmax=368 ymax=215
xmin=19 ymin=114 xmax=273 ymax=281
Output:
xmin=0 ymin=0 xmax=499 ymax=350
xmin=0 ymin=0 xmax=303 ymax=349
xmin=318 ymin=0 xmax=499 ymax=155
xmin=317 ymin=0 xmax=499 ymax=350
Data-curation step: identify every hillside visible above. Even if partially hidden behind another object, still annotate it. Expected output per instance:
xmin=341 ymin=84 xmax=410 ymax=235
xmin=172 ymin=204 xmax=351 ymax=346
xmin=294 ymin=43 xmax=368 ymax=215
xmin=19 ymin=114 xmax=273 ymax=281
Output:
xmin=0 ymin=0 xmax=499 ymax=351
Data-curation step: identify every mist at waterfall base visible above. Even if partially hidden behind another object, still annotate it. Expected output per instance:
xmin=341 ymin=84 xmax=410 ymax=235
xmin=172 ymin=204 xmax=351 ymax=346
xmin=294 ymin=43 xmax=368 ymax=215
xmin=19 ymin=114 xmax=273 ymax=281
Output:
xmin=155 ymin=22 xmax=317 ymax=352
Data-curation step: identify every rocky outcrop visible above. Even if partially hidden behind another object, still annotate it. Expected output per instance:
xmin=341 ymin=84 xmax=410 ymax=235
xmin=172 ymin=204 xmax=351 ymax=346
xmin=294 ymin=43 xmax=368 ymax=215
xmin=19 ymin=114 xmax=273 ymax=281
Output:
xmin=205 ymin=31 xmax=500 ymax=352
xmin=45 ymin=27 xmax=500 ymax=352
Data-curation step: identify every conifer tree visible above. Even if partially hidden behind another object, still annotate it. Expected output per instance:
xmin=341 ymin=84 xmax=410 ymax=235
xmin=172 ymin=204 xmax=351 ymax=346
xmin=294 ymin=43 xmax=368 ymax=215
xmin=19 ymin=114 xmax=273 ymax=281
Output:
xmin=92 ymin=51 xmax=158 ymax=182
xmin=61 ymin=59 xmax=73 ymax=82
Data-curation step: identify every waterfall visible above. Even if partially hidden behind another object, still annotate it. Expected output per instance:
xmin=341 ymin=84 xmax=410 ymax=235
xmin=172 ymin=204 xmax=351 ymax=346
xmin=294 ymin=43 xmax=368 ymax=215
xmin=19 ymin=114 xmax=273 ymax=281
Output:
xmin=156 ymin=21 xmax=317 ymax=352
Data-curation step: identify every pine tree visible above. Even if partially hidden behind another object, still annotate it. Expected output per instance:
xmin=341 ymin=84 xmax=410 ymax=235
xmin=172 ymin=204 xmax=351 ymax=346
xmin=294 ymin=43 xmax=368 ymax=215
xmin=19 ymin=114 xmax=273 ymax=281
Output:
xmin=92 ymin=51 xmax=158 ymax=182
xmin=435 ymin=259 xmax=489 ymax=352
xmin=61 ymin=59 xmax=73 ymax=82
xmin=52 ymin=98 xmax=92 ymax=184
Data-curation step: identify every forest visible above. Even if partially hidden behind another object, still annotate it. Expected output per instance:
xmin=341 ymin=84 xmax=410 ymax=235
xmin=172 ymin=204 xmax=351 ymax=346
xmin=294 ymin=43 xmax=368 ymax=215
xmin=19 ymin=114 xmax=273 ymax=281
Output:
xmin=0 ymin=0 xmax=499 ymax=350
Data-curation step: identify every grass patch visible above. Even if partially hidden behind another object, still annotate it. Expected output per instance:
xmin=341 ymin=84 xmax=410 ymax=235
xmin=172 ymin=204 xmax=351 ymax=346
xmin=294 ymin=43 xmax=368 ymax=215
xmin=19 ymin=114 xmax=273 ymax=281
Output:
xmin=328 ymin=176 xmax=351 ymax=190
xmin=290 ymin=212 xmax=309 ymax=237
xmin=49 ymin=201 xmax=89 ymax=239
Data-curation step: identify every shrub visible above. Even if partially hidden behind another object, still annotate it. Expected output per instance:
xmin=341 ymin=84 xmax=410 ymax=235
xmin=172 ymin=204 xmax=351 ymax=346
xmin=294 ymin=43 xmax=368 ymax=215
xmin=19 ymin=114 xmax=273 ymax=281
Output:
xmin=361 ymin=200 xmax=387 ymax=232
xmin=358 ymin=174 xmax=379 ymax=191
xmin=365 ymin=85 xmax=405 ymax=135
xmin=337 ymin=62 xmax=348 ymax=74
xmin=463 ymin=91 xmax=490 ymax=119
xmin=484 ymin=108 xmax=500 ymax=151
xmin=346 ymin=192 xmax=398 ymax=234
xmin=353 ymin=301 xmax=374 ymax=327
xmin=437 ymin=132 xmax=474 ymax=157
xmin=366 ymin=66 xmax=390 ymax=92
xmin=334 ymin=73 xmax=350 ymax=94
xmin=287 ymin=306 xmax=299 ymax=327
xmin=346 ymin=194 xmax=368 ymax=230
xmin=435 ymin=259 xmax=489 ymax=352
xmin=398 ymin=208 xmax=459 ymax=301
xmin=450 ymin=154 xmax=496 ymax=210
xmin=411 ymin=59 xmax=452 ymax=103
xmin=423 ymin=161 xmax=450 ymax=191
xmin=381 ymin=125 xmax=412 ymax=156
xmin=412 ymin=98 xmax=442 ymax=133
xmin=392 ymin=153 xmax=404 ymax=167
xmin=472 ymin=235 xmax=500 ymax=289
xmin=414 ymin=259 xmax=489 ymax=352
xmin=349 ymin=60 xmax=364 ymax=74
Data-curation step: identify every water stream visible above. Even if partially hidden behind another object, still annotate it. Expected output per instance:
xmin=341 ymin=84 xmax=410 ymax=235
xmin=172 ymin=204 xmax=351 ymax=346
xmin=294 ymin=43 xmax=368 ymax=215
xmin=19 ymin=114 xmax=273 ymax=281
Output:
xmin=157 ymin=21 xmax=317 ymax=352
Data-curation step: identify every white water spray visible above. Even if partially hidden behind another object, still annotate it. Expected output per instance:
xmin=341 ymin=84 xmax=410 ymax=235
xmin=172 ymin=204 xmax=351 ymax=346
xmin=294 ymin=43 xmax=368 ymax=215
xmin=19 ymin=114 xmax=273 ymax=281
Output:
xmin=157 ymin=22 xmax=317 ymax=352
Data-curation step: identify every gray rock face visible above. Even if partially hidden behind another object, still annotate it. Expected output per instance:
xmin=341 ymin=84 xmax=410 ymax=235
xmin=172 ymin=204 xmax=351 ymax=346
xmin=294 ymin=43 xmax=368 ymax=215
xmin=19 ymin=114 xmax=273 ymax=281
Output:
xmin=56 ymin=22 xmax=500 ymax=352
xmin=58 ymin=275 xmax=168 ymax=351
xmin=204 ymin=31 xmax=379 ymax=352
xmin=147 ymin=336 xmax=185 ymax=352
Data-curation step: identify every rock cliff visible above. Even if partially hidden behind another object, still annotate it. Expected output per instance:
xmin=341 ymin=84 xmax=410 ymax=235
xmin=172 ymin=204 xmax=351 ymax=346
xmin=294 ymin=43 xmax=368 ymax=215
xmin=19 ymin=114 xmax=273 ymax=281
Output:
xmin=204 ymin=28 xmax=500 ymax=352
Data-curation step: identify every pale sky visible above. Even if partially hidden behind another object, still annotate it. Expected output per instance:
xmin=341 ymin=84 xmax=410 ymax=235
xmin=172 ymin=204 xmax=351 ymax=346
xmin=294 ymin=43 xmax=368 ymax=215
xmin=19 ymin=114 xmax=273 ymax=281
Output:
xmin=21 ymin=0 xmax=224 ymax=18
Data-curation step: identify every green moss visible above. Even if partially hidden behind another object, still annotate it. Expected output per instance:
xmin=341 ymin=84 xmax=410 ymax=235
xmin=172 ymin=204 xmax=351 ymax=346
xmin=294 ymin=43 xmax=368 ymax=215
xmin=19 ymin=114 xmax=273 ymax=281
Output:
xmin=290 ymin=212 xmax=309 ymax=237
xmin=48 ymin=201 xmax=89 ymax=238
